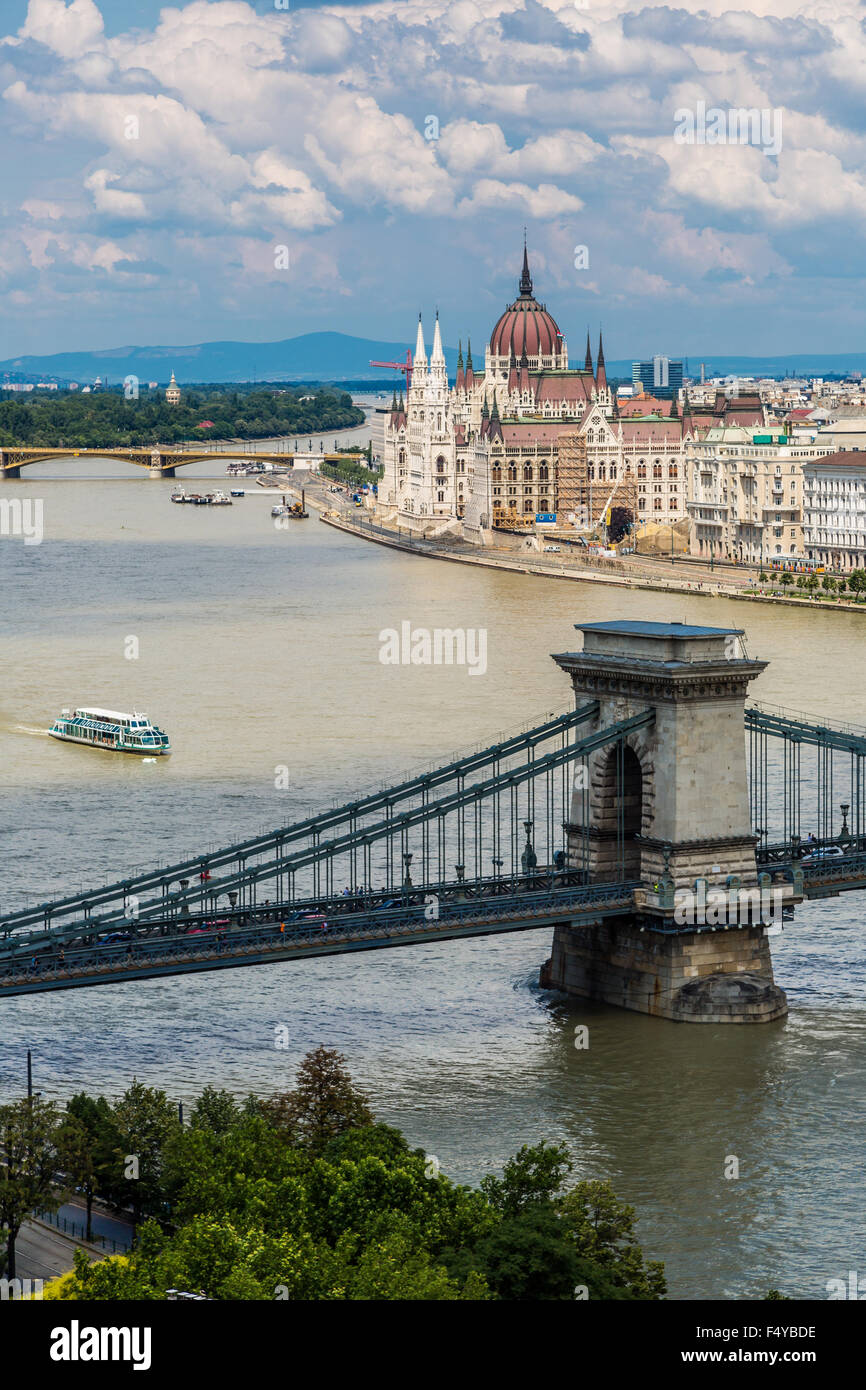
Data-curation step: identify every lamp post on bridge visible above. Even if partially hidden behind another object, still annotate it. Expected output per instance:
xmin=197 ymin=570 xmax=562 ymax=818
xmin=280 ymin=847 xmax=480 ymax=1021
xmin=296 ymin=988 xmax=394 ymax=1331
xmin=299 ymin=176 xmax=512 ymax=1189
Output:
xmin=521 ymin=820 xmax=537 ymax=880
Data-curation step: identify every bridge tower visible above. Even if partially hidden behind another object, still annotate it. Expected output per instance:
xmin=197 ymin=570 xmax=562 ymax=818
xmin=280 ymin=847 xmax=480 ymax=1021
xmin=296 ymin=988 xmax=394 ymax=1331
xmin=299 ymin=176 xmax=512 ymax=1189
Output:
xmin=541 ymin=620 xmax=789 ymax=1023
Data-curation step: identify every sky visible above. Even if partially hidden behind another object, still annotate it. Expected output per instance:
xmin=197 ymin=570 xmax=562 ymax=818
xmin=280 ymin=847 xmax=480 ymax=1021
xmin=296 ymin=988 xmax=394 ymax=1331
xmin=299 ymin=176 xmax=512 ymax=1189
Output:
xmin=1 ymin=0 xmax=865 ymax=362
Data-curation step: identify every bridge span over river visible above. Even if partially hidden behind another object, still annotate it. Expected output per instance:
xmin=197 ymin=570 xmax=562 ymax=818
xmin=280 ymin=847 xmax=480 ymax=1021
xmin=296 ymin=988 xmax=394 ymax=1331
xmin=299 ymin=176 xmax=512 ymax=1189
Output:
xmin=0 ymin=443 xmax=301 ymax=478
xmin=3 ymin=621 xmax=866 ymax=1022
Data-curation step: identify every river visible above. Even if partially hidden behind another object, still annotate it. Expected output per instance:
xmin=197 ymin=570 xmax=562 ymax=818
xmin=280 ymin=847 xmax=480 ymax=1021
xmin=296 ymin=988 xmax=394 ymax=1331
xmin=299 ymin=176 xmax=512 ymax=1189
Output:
xmin=0 ymin=435 xmax=863 ymax=1300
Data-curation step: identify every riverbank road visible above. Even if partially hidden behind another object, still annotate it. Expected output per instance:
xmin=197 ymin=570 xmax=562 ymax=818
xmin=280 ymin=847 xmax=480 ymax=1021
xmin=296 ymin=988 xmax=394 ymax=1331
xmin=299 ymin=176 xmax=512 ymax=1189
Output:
xmin=12 ymin=1200 xmax=134 ymax=1287
xmin=13 ymin=1219 xmax=101 ymax=1285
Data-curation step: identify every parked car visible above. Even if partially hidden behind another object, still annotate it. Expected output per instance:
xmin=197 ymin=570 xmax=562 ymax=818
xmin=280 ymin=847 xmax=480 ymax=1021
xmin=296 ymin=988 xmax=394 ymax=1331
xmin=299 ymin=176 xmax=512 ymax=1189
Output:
xmin=544 ymin=545 xmax=561 ymax=553
xmin=801 ymin=845 xmax=845 ymax=865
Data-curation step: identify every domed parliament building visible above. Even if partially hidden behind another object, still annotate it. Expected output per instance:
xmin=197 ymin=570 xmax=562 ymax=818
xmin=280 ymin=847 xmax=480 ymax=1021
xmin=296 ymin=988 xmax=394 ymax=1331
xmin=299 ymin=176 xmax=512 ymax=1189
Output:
xmin=378 ymin=243 xmax=714 ymax=544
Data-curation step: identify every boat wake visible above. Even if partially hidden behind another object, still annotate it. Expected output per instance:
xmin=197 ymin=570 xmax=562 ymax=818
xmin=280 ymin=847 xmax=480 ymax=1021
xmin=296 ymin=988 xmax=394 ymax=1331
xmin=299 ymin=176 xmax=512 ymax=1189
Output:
xmin=12 ymin=724 xmax=50 ymax=737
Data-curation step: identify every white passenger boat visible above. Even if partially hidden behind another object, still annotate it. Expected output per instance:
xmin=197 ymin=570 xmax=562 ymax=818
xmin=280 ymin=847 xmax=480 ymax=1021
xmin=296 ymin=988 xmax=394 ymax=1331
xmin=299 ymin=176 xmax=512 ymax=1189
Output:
xmin=49 ymin=707 xmax=172 ymax=755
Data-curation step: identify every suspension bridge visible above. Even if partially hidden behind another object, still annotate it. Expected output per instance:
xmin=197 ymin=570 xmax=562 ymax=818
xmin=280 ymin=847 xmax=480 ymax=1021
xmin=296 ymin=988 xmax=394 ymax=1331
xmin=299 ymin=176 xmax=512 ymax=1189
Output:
xmin=2 ymin=621 xmax=865 ymax=1021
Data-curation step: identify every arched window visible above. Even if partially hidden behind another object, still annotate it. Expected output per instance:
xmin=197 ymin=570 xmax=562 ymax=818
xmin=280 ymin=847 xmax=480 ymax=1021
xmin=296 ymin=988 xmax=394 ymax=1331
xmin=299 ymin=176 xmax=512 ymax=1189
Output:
xmin=637 ymin=464 xmax=646 ymax=479
xmin=653 ymin=463 xmax=662 ymax=479
xmin=436 ymin=456 xmax=446 ymax=474
xmin=492 ymin=466 xmax=501 ymax=482
xmin=523 ymin=463 xmax=534 ymax=482
xmin=508 ymin=464 xmax=517 ymax=482
xmin=538 ymin=462 xmax=549 ymax=482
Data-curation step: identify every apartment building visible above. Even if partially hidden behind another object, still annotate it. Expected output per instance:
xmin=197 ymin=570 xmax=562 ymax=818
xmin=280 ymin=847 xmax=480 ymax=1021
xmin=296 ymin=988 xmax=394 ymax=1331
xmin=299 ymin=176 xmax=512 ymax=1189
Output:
xmin=687 ymin=426 xmax=836 ymax=565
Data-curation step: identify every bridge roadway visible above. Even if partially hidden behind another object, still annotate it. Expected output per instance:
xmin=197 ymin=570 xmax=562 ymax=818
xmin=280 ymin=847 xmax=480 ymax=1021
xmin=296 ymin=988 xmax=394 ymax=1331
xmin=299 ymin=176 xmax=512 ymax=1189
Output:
xmin=0 ymin=445 xmax=299 ymax=477
xmin=0 ymin=878 xmax=637 ymax=998
xmin=3 ymin=845 xmax=866 ymax=997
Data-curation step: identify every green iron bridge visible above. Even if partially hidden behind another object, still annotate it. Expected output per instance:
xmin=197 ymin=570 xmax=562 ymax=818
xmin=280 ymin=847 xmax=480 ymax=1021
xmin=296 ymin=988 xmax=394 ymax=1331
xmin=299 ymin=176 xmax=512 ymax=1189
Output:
xmin=2 ymin=695 xmax=866 ymax=1000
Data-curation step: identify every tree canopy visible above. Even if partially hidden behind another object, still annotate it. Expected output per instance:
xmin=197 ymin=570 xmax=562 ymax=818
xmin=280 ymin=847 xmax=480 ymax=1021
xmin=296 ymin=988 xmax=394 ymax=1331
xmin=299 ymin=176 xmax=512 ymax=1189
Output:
xmin=0 ymin=385 xmax=363 ymax=449
xmin=23 ymin=1048 xmax=666 ymax=1302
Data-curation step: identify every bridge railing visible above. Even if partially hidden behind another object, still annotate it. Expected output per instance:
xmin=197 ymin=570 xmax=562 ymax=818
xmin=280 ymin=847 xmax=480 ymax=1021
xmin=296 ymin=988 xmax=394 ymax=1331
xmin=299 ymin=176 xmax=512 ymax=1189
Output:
xmin=747 ymin=702 xmax=866 ymax=855
xmin=0 ymin=877 xmax=640 ymax=987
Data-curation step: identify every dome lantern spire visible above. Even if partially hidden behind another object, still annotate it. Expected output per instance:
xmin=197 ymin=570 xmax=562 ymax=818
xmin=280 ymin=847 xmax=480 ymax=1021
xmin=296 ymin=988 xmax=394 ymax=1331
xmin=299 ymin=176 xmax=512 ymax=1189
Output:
xmin=519 ymin=233 xmax=533 ymax=297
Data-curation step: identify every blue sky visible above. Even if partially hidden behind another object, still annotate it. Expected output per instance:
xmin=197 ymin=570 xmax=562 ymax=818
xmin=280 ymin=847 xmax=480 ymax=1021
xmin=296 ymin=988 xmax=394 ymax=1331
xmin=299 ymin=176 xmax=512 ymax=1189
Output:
xmin=1 ymin=0 xmax=864 ymax=362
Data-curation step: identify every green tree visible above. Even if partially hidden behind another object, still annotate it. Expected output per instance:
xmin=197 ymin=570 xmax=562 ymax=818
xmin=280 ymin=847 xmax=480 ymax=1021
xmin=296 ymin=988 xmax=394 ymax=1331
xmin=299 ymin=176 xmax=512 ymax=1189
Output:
xmin=55 ymin=1114 xmax=98 ymax=1243
xmin=465 ymin=1204 xmax=585 ymax=1300
xmin=558 ymin=1179 xmax=666 ymax=1299
xmin=480 ymin=1141 xmax=573 ymax=1217
xmin=0 ymin=1097 xmax=61 ymax=1279
xmin=64 ymin=1093 xmax=122 ymax=1238
xmin=110 ymin=1080 xmax=181 ymax=1226
xmin=779 ymin=571 xmax=793 ymax=587
xmin=189 ymin=1087 xmax=239 ymax=1137
xmin=263 ymin=1046 xmax=373 ymax=1153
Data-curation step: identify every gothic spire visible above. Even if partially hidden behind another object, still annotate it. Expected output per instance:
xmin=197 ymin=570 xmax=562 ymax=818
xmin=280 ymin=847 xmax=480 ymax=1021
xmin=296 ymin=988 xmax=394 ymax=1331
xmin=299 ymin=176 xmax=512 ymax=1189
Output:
xmin=519 ymin=236 xmax=533 ymax=297
xmin=431 ymin=311 xmax=445 ymax=364
xmin=584 ymin=331 xmax=593 ymax=373
xmin=414 ymin=313 xmax=427 ymax=370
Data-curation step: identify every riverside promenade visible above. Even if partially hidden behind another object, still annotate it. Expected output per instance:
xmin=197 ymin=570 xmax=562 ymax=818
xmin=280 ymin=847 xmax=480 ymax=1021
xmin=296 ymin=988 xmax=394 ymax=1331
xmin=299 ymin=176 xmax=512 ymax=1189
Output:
xmin=319 ymin=506 xmax=866 ymax=615
xmin=259 ymin=463 xmax=865 ymax=615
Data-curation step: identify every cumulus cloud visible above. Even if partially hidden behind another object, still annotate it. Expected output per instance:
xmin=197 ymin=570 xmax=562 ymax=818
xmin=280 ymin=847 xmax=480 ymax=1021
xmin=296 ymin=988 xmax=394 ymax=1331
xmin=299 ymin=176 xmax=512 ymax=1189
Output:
xmin=2 ymin=0 xmax=866 ymax=353
xmin=19 ymin=0 xmax=104 ymax=60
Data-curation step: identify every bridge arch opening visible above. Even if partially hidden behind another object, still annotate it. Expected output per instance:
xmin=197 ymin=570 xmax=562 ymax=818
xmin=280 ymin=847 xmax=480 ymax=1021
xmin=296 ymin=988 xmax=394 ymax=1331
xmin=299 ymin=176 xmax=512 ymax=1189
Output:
xmin=594 ymin=740 xmax=643 ymax=879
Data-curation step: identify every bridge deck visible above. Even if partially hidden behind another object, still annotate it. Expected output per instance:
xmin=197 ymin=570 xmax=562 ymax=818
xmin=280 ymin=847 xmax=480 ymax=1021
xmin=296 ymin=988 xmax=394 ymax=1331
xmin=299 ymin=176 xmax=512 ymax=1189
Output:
xmin=0 ymin=882 xmax=636 ymax=998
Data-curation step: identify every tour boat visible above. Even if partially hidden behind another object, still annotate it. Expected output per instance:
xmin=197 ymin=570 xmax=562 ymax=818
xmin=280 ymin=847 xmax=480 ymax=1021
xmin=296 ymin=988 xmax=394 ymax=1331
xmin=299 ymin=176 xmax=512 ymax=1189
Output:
xmin=49 ymin=708 xmax=172 ymax=756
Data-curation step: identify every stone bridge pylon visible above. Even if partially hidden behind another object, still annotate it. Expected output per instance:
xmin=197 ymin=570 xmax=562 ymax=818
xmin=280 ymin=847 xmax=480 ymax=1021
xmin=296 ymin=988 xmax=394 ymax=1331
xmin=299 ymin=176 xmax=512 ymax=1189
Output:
xmin=540 ymin=620 xmax=792 ymax=1023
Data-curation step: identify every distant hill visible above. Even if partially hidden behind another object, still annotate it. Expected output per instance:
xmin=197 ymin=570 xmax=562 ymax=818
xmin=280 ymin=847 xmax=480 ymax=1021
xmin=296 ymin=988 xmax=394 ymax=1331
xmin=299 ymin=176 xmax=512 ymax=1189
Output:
xmin=0 ymin=332 xmax=864 ymax=385
xmin=0 ymin=333 xmax=446 ymax=385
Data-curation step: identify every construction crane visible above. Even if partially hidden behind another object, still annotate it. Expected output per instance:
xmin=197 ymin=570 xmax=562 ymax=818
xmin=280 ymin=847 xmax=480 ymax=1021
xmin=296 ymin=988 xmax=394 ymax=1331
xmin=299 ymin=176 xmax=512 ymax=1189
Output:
xmin=370 ymin=349 xmax=413 ymax=388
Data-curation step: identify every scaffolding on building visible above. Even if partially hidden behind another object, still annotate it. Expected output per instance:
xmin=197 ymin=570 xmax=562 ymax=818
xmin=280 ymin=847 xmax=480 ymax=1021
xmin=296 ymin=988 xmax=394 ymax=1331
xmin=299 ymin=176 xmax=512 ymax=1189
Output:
xmin=556 ymin=433 xmax=638 ymax=536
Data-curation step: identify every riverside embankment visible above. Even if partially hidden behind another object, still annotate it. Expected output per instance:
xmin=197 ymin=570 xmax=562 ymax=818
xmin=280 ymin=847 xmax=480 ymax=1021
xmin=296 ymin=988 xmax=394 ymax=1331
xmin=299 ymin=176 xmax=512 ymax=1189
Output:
xmin=319 ymin=507 xmax=866 ymax=615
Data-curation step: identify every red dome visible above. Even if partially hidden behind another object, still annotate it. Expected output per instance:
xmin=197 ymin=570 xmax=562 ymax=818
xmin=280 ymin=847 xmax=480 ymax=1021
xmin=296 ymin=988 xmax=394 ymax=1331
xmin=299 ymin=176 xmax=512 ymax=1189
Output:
xmin=489 ymin=246 xmax=561 ymax=359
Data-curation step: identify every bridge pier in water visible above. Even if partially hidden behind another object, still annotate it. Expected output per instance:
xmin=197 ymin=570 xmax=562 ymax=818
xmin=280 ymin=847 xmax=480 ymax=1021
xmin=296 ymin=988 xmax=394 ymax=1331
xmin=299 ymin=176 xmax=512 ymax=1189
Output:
xmin=541 ymin=621 xmax=790 ymax=1023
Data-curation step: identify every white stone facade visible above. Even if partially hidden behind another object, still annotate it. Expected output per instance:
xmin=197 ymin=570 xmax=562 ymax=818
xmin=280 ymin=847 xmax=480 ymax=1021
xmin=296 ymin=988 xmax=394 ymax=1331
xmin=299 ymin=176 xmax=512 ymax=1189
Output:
xmin=802 ymin=453 xmax=866 ymax=570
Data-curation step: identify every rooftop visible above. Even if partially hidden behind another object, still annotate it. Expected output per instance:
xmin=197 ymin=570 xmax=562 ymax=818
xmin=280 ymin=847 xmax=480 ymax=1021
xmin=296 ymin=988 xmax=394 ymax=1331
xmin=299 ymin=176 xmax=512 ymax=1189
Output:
xmin=576 ymin=621 xmax=743 ymax=639
xmin=803 ymin=451 xmax=866 ymax=469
